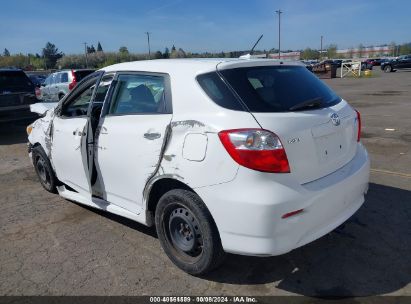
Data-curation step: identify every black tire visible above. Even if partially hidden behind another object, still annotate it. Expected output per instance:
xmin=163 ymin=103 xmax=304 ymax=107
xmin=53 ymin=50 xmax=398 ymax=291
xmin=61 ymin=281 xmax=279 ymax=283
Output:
xmin=384 ymin=65 xmax=392 ymax=73
xmin=58 ymin=93 xmax=65 ymax=100
xmin=32 ymin=146 xmax=58 ymax=193
xmin=155 ymin=189 xmax=225 ymax=275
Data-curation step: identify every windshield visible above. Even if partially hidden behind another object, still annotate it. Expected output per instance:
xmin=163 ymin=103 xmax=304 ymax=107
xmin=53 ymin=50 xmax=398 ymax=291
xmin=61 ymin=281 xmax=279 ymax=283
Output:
xmin=219 ymin=65 xmax=341 ymax=112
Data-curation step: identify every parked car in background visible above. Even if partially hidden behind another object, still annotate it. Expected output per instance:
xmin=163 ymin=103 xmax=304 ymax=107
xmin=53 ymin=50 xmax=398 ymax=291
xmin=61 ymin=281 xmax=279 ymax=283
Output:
xmin=361 ymin=60 xmax=373 ymax=71
xmin=367 ymin=58 xmax=382 ymax=66
xmin=0 ymin=68 xmax=38 ymax=122
xmin=28 ymin=59 xmax=369 ymax=274
xmin=39 ymin=69 xmax=95 ymax=101
xmin=27 ymin=74 xmax=47 ymax=87
xmin=381 ymin=55 xmax=411 ymax=72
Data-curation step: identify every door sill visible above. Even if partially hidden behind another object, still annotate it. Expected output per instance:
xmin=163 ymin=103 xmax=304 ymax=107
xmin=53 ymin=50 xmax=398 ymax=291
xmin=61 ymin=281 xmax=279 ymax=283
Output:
xmin=57 ymin=185 xmax=148 ymax=225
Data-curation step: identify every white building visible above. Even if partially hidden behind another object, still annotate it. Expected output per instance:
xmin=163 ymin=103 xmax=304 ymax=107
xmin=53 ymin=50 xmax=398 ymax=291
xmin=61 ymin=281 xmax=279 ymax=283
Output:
xmin=336 ymin=46 xmax=393 ymax=59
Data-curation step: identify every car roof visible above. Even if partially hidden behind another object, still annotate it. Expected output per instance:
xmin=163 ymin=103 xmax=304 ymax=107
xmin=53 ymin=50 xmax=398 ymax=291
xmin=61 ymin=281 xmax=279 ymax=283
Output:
xmin=101 ymin=58 xmax=304 ymax=76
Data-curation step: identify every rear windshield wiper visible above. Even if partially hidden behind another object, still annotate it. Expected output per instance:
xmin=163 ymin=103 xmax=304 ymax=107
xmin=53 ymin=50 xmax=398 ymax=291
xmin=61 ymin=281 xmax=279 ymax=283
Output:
xmin=289 ymin=97 xmax=324 ymax=111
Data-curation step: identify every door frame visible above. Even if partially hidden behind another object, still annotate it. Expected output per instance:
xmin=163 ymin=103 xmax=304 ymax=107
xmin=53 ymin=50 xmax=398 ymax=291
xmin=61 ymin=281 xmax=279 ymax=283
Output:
xmin=52 ymin=71 xmax=105 ymax=195
xmin=100 ymin=70 xmax=173 ymax=118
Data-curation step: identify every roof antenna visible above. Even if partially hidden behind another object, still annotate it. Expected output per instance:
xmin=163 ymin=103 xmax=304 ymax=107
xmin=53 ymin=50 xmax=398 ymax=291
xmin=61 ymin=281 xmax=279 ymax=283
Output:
xmin=250 ymin=34 xmax=263 ymax=55
xmin=240 ymin=34 xmax=266 ymax=59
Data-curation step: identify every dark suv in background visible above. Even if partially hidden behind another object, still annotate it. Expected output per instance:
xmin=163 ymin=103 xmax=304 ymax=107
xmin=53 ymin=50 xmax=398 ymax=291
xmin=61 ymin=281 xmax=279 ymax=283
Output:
xmin=381 ymin=55 xmax=411 ymax=72
xmin=0 ymin=69 xmax=38 ymax=122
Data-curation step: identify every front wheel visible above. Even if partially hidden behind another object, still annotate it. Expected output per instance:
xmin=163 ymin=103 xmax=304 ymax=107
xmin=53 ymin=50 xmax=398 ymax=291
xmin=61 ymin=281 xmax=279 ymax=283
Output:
xmin=32 ymin=146 xmax=58 ymax=193
xmin=384 ymin=65 xmax=392 ymax=73
xmin=155 ymin=189 xmax=225 ymax=275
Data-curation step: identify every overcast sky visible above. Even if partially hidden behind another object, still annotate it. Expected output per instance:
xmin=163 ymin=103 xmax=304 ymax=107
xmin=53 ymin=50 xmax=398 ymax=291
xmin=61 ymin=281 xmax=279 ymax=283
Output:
xmin=1 ymin=0 xmax=410 ymax=55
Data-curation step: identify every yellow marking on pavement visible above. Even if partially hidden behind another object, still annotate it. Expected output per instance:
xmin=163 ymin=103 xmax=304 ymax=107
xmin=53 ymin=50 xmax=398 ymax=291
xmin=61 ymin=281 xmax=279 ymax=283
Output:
xmin=371 ymin=168 xmax=411 ymax=179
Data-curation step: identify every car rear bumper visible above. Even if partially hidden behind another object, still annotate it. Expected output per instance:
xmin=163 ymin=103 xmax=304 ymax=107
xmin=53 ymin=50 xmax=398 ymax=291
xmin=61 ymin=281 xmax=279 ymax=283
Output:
xmin=196 ymin=143 xmax=370 ymax=256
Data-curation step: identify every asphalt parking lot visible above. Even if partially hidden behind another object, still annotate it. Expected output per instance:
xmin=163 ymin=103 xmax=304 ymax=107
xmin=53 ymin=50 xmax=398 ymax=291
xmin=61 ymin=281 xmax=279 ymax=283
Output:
xmin=0 ymin=68 xmax=410 ymax=297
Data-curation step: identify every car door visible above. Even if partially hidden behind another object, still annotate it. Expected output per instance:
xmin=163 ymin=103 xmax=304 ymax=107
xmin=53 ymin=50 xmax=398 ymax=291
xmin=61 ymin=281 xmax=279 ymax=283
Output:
xmin=405 ymin=55 xmax=411 ymax=68
xmin=51 ymin=73 xmax=101 ymax=198
xmin=396 ymin=56 xmax=408 ymax=69
xmin=95 ymin=72 xmax=172 ymax=213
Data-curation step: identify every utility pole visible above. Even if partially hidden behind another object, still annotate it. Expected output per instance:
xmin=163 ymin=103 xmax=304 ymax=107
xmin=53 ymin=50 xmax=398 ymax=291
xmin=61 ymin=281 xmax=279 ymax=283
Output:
xmin=83 ymin=42 xmax=88 ymax=68
xmin=145 ymin=32 xmax=151 ymax=59
xmin=320 ymin=35 xmax=323 ymax=59
xmin=275 ymin=10 xmax=282 ymax=59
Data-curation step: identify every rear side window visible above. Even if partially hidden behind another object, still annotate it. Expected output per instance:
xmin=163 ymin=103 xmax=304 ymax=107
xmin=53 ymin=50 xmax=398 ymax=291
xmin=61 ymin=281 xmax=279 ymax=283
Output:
xmin=0 ymin=71 xmax=33 ymax=91
xmin=61 ymin=73 xmax=68 ymax=83
xmin=220 ymin=66 xmax=341 ymax=112
xmin=197 ymin=72 xmax=244 ymax=111
xmin=109 ymin=74 xmax=167 ymax=115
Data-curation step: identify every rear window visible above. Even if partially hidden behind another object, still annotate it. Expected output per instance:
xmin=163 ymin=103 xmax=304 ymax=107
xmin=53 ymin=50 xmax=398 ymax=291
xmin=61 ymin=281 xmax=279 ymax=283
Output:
xmin=219 ymin=65 xmax=341 ymax=112
xmin=74 ymin=70 xmax=94 ymax=82
xmin=0 ymin=71 xmax=33 ymax=92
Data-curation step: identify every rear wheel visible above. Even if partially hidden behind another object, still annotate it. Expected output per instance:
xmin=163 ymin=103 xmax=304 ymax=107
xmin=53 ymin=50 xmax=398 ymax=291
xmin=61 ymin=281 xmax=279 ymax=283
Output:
xmin=155 ymin=189 xmax=225 ymax=275
xmin=384 ymin=65 xmax=392 ymax=73
xmin=32 ymin=146 xmax=58 ymax=193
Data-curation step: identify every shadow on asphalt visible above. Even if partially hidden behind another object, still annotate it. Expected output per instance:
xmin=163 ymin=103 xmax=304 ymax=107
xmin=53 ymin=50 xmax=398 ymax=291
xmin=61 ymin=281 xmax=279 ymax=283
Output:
xmin=203 ymin=183 xmax=411 ymax=297
xmin=82 ymin=182 xmax=411 ymax=297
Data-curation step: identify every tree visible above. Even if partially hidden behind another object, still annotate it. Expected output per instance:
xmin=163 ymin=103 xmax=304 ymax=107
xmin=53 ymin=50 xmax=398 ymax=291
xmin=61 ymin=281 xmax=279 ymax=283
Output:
xmin=327 ymin=44 xmax=337 ymax=59
xmin=348 ymin=48 xmax=354 ymax=59
xmin=171 ymin=45 xmax=176 ymax=52
xmin=3 ymin=48 xmax=10 ymax=56
xmin=389 ymin=41 xmax=397 ymax=56
xmin=97 ymin=42 xmax=103 ymax=52
xmin=170 ymin=47 xmax=186 ymax=58
xmin=119 ymin=46 xmax=129 ymax=55
xmin=301 ymin=48 xmax=320 ymax=60
xmin=154 ymin=51 xmax=163 ymax=59
xmin=87 ymin=45 xmax=96 ymax=53
xmin=163 ymin=47 xmax=170 ymax=58
xmin=399 ymin=43 xmax=411 ymax=56
xmin=42 ymin=42 xmax=63 ymax=68
xmin=358 ymin=43 xmax=365 ymax=58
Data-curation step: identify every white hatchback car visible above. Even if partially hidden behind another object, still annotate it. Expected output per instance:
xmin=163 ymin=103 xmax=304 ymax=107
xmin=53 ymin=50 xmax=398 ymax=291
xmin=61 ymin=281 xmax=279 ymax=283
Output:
xmin=27 ymin=58 xmax=370 ymax=274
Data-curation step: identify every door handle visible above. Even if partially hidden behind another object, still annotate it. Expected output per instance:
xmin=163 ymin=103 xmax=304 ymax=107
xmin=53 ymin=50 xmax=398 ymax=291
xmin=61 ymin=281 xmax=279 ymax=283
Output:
xmin=73 ymin=130 xmax=85 ymax=136
xmin=144 ymin=132 xmax=161 ymax=140
xmin=99 ymin=126 xmax=108 ymax=135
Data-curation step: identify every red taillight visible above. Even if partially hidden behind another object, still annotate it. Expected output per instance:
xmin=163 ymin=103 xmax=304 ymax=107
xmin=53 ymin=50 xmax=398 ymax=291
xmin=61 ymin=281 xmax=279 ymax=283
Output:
xmin=218 ymin=129 xmax=290 ymax=173
xmin=68 ymin=70 xmax=77 ymax=90
xmin=355 ymin=109 xmax=361 ymax=142
xmin=35 ymin=87 xmax=41 ymax=98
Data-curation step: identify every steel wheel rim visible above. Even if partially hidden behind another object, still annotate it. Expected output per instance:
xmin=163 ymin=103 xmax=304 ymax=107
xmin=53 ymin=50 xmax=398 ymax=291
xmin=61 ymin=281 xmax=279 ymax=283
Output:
xmin=165 ymin=204 xmax=203 ymax=260
xmin=36 ymin=156 xmax=51 ymax=187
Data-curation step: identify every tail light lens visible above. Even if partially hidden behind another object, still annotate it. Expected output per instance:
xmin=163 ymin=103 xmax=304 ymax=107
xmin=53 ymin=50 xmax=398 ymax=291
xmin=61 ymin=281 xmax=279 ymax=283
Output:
xmin=218 ymin=129 xmax=290 ymax=173
xmin=35 ymin=87 xmax=41 ymax=98
xmin=355 ymin=109 xmax=361 ymax=142
xmin=68 ymin=70 xmax=77 ymax=90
